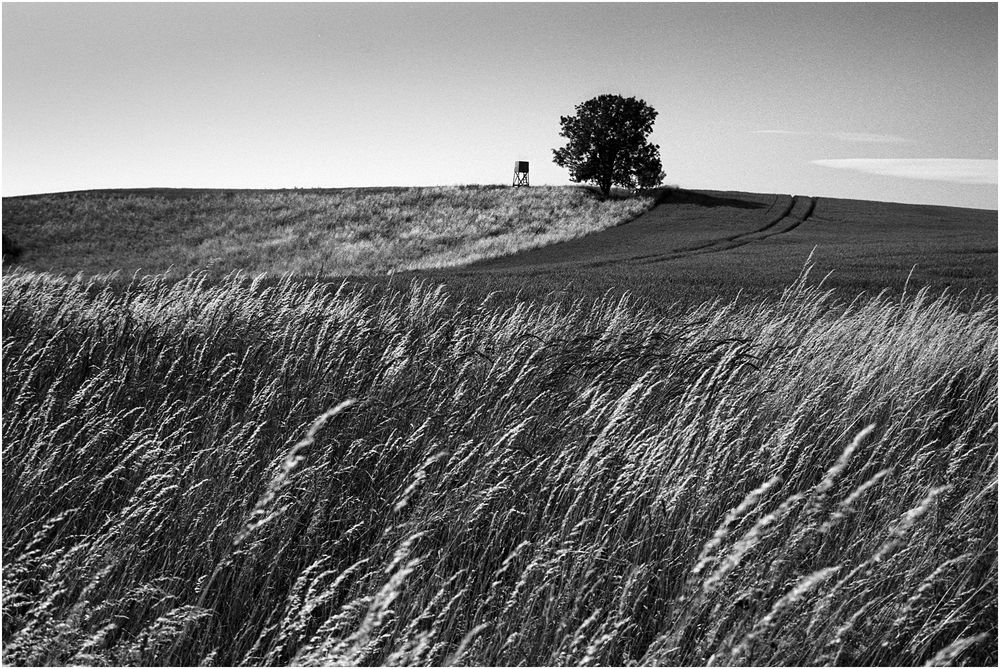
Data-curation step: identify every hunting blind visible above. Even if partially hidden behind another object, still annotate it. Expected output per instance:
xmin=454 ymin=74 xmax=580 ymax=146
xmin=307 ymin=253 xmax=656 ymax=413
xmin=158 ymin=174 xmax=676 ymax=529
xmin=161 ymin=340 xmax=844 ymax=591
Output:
xmin=513 ymin=161 xmax=529 ymax=187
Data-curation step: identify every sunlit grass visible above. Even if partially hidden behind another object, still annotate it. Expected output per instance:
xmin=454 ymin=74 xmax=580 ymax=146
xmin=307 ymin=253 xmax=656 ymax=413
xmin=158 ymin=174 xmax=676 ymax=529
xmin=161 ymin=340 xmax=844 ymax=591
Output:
xmin=2 ymin=263 xmax=995 ymax=666
xmin=1 ymin=186 xmax=653 ymax=277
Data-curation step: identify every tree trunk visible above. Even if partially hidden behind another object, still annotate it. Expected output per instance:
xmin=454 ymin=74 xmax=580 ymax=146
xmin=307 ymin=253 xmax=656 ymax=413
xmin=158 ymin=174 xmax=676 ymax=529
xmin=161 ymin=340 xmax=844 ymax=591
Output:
xmin=599 ymin=176 xmax=613 ymax=198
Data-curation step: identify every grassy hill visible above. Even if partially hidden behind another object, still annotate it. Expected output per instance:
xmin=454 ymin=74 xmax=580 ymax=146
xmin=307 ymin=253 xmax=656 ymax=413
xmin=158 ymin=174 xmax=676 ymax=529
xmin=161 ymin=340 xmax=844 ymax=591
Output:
xmin=1 ymin=185 xmax=653 ymax=278
xmin=2 ymin=186 xmax=996 ymax=666
xmin=4 ymin=185 xmax=994 ymax=308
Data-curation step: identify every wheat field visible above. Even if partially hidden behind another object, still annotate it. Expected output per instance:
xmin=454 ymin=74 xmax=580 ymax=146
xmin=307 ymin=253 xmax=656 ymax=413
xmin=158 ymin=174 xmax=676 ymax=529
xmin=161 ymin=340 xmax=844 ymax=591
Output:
xmin=2 ymin=265 xmax=996 ymax=666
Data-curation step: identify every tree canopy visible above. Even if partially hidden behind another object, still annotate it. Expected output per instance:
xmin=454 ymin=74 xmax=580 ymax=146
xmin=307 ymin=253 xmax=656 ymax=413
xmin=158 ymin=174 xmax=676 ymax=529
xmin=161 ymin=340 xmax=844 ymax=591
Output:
xmin=552 ymin=94 xmax=665 ymax=197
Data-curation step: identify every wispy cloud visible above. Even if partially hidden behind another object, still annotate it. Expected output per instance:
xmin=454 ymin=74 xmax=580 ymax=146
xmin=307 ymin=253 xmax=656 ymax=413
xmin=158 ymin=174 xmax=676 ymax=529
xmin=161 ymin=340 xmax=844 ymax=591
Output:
xmin=752 ymin=130 xmax=913 ymax=144
xmin=811 ymin=159 xmax=998 ymax=185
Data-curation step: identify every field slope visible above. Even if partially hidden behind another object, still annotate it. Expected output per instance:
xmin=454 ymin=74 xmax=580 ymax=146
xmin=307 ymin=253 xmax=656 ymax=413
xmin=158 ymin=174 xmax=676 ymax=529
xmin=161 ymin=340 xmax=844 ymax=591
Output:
xmin=422 ymin=189 xmax=997 ymax=306
xmin=0 ymin=186 xmax=652 ymax=278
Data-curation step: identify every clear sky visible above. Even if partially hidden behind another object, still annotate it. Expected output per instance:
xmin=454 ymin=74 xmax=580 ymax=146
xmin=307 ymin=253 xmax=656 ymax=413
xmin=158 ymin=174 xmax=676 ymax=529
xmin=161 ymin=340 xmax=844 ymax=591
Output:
xmin=3 ymin=2 xmax=997 ymax=209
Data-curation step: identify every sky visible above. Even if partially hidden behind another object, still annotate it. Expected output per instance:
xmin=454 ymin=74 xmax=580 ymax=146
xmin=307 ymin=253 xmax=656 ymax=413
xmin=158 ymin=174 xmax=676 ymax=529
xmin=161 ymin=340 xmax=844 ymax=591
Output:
xmin=3 ymin=2 xmax=998 ymax=209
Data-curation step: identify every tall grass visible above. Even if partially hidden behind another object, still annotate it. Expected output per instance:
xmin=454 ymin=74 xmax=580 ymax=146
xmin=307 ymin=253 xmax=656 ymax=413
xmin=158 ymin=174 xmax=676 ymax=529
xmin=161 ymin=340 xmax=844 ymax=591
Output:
xmin=2 ymin=265 xmax=996 ymax=666
xmin=1 ymin=186 xmax=653 ymax=278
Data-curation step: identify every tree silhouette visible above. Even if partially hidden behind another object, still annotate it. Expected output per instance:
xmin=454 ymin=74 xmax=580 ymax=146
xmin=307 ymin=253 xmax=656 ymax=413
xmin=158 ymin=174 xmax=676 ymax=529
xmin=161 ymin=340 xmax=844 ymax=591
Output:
xmin=552 ymin=94 xmax=665 ymax=197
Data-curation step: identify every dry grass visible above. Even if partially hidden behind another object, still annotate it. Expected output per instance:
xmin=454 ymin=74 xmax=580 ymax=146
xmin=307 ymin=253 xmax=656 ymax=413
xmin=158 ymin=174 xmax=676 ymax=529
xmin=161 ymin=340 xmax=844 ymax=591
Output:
xmin=2 ymin=264 xmax=996 ymax=666
xmin=1 ymin=186 xmax=653 ymax=278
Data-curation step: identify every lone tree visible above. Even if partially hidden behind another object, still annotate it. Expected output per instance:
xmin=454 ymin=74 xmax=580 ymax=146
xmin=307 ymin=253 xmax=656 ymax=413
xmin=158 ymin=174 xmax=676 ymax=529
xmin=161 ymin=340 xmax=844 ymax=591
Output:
xmin=552 ymin=94 xmax=665 ymax=197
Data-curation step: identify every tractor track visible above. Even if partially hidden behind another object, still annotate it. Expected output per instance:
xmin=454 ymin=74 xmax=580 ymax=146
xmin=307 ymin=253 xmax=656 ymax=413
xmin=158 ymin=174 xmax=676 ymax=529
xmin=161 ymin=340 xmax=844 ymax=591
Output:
xmin=633 ymin=194 xmax=796 ymax=260
xmin=453 ymin=192 xmax=819 ymax=276
xmin=627 ymin=195 xmax=816 ymax=265
xmin=560 ymin=195 xmax=816 ymax=271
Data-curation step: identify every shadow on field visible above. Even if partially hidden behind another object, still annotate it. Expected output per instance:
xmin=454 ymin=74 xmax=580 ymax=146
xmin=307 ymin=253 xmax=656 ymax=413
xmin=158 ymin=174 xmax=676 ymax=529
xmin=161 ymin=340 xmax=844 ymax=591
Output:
xmin=655 ymin=189 xmax=769 ymax=209
xmin=577 ymin=186 xmax=767 ymax=210
xmin=3 ymin=233 xmax=22 ymax=265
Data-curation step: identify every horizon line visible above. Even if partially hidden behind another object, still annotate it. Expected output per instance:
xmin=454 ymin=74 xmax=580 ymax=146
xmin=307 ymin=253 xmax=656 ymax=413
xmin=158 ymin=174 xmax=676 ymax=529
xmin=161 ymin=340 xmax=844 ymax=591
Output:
xmin=4 ymin=183 xmax=996 ymax=212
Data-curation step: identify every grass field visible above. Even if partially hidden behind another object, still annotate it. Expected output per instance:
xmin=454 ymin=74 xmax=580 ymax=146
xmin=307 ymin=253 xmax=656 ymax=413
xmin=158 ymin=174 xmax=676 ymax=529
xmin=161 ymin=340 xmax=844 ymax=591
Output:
xmin=2 ymin=264 xmax=997 ymax=666
xmin=1 ymin=186 xmax=652 ymax=278
xmin=1 ymin=186 xmax=997 ymax=666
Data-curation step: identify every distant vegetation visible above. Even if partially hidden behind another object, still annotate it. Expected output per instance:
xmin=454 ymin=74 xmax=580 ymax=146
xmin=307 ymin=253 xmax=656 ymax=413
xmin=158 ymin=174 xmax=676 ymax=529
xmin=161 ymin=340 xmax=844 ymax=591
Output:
xmin=3 ymin=266 xmax=996 ymax=666
xmin=1 ymin=186 xmax=653 ymax=278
